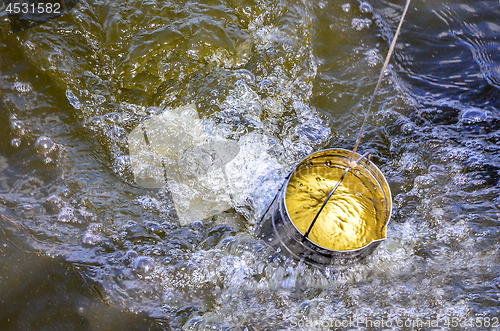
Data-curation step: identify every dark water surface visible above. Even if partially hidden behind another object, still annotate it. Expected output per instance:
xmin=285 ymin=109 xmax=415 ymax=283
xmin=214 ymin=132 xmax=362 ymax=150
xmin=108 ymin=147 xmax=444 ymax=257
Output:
xmin=1 ymin=0 xmax=500 ymax=329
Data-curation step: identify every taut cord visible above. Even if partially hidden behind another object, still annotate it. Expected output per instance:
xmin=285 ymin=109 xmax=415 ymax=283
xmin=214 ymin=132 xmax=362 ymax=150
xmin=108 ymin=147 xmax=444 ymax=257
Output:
xmin=349 ymin=0 xmax=412 ymax=166
xmin=303 ymin=0 xmax=412 ymax=241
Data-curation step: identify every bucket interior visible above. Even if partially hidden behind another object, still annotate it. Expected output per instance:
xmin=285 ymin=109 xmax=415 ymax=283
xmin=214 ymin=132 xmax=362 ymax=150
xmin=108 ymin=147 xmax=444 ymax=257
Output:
xmin=284 ymin=149 xmax=392 ymax=252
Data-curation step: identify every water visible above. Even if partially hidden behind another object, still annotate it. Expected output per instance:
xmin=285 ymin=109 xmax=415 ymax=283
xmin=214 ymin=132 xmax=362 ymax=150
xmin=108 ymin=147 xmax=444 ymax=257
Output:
xmin=1 ymin=0 xmax=500 ymax=329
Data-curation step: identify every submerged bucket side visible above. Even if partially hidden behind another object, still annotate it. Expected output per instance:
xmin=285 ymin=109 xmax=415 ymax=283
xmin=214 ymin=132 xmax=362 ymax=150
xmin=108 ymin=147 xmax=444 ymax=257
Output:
xmin=256 ymin=148 xmax=392 ymax=266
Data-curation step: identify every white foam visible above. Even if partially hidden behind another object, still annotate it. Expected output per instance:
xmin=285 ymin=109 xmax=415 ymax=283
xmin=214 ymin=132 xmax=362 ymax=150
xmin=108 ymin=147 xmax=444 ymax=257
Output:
xmin=129 ymin=103 xmax=285 ymax=225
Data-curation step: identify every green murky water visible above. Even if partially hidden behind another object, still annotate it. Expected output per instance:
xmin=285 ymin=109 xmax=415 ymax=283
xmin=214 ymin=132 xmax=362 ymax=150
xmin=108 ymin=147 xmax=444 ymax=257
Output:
xmin=1 ymin=0 xmax=500 ymax=329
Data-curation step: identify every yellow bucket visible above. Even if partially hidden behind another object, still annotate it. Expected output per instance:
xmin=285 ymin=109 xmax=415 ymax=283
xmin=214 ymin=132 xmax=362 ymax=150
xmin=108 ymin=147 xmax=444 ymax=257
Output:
xmin=256 ymin=148 xmax=392 ymax=266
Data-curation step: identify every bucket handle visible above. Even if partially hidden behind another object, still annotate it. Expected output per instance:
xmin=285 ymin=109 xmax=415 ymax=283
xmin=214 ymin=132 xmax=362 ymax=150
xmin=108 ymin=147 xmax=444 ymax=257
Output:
xmin=257 ymin=170 xmax=293 ymax=227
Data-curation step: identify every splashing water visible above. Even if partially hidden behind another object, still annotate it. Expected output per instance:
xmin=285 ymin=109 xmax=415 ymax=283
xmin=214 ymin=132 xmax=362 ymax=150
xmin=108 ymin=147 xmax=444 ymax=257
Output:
xmin=1 ymin=0 xmax=500 ymax=328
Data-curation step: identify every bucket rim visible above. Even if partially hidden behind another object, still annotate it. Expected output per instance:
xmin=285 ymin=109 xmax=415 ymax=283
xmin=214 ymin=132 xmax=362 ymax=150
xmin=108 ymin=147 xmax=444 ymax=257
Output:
xmin=282 ymin=147 xmax=392 ymax=253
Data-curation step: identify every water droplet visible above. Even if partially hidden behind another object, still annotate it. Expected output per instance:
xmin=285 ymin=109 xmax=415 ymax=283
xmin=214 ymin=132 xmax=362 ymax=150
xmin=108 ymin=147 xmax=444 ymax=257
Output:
xmin=401 ymin=123 xmax=416 ymax=135
xmin=365 ymin=49 xmax=379 ymax=67
xmin=134 ymin=256 xmax=155 ymax=275
xmin=359 ymin=2 xmax=372 ymax=13
xmin=35 ymin=136 xmax=55 ymax=154
xmin=192 ymin=221 xmax=203 ymax=229
xmin=25 ymin=41 xmax=35 ymax=50
xmin=66 ymin=89 xmax=81 ymax=109
xmin=61 ymin=188 xmax=72 ymax=198
xmin=351 ymin=18 xmax=372 ymax=31
xmin=11 ymin=138 xmax=21 ymax=148
xmin=236 ymin=69 xmax=255 ymax=84
xmin=88 ymin=223 xmax=102 ymax=232
xmin=316 ymin=177 xmax=322 ymax=182
xmin=11 ymin=120 xmax=26 ymax=135
xmin=92 ymin=94 xmax=106 ymax=105
xmin=82 ymin=232 xmax=103 ymax=245
xmin=459 ymin=107 xmax=491 ymax=125
xmin=57 ymin=207 xmax=74 ymax=223
xmin=46 ymin=195 xmax=62 ymax=208
xmin=258 ymin=79 xmax=274 ymax=95
xmin=125 ymin=250 xmax=138 ymax=261
xmin=14 ymin=81 xmax=32 ymax=94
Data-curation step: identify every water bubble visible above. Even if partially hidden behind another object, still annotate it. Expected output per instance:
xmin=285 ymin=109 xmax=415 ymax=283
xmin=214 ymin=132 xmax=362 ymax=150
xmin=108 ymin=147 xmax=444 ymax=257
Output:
xmin=428 ymin=165 xmax=445 ymax=173
xmin=192 ymin=221 xmax=204 ymax=229
xmin=342 ymin=3 xmax=350 ymax=12
xmin=136 ymin=196 xmax=170 ymax=214
xmin=61 ymin=188 xmax=72 ymax=199
xmin=88 ymin=223 xmax=102 ymax=232
xmin=401 ymin=123 xmax=416 ymax=135
xmin=57 ymin=207 xmax=74 ymax=223
xmin=459 ymin=107 xmax=491 ymax=124
xmin=13 ymin=81 xmax=32 ymax=94
xmin=359 ymin=2 xmax=372 ymax=13
xmin=11 ymin=120 xmax=26 ymax=135
xmin=92 ymin=94 xmax=106 ymax=105
xmin=112 ymin=155 xmax=131 ymax=175
xmin=46 ymin=195 xmax=62 ymax=208
xmin=351 ymin=18 xmax=372 ymax=31
xmin=134 ymin=256 xmax=155 ymax=275
xmin=82 ymin=231 xmax=103 ymax=245
xmin=236 ymin=69 xmax=255 ymax=85
xmin=365 ymin=49 xmax=379 ymax=67
xmin=35 ymin=136 xmax=55 ymax=154
xmin=413 ymin=175 xmax=437 ymax=190
xmin=78 ymin=207 xmax=96 ymax=222
xmin=179 ymin=147 xmax=212 ymax=179
xmin=125 ymin=250 xmax=138 ymax=261
xmin=11 ymin=138 xmax=21 ymax=148
xmin=24 ymin=41 xmax=35 ymax=50
xmin=258 ymin=79 xmax=275 ymax=95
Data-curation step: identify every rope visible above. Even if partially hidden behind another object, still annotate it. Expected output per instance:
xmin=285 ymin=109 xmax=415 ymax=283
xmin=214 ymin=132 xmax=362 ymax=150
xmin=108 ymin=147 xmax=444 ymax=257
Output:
xmin=349 ymin=0 xmax=412 ymax=166
xmin=303 ymin=0 xmax=412 ymax=241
